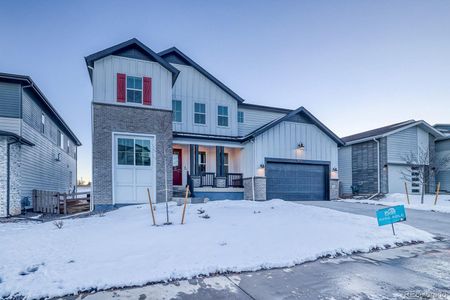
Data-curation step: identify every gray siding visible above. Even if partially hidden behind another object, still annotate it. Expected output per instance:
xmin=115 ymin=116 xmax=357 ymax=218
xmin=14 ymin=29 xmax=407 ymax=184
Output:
xmin=0 ymin=117 xmax=21 ymax=135
xmin=20 ymin=122 xmax=76 ymax=206
xmin=352 ymin=140 xmax=378 ymax=194
xmin=0 ymin=82 xmax=21 ymax=118
xmin=379 ymin=137 xmax=389 ymax=194
xmin=338 ymin=146 xmax=352 ymax=196
xmin=237 ymin=107 xmax=285 ymax=136
xmin=387 ymin=127 xmax=417 ymax=163
xmin=436 ymin=139 xmax=450 ymax=192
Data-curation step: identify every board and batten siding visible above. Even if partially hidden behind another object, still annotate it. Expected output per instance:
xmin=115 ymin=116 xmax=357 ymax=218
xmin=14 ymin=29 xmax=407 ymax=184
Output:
xmin=93 ymin=55 xmax=173 ymax=110
xmin=20 ymin=122 xmax=76 ymax=206
xmin=387 ymin=126 xmax=430 ymax=164
xmin=338 ymin=146 xmax=353 ymax=196
xmin=171 ymin=63 xmax=238 ymax=136
xmin=436 ymin=139 xmax=450 ymax=192
xmin=237 ymin=107 xmax=286 ymax=136
xmin=242 ymin=121 xmax=338 ymax=177
xmin=0 ymin=81 xmax=21 ymax=118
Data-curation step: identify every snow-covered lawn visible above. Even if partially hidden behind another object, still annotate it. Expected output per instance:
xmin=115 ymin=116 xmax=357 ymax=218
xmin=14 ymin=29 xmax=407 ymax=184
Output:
xmin=341 ymin=193 xmax=450 ymax=213
xmin=0 ymin=200 xmax=434 ymax=299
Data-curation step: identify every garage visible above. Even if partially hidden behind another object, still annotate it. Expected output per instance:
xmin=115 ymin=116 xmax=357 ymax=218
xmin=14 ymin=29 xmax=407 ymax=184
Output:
xmin=113 ymin=134 xmax=155 ymax=204
xmin=266 ymin=159 xmax=329 ymax=201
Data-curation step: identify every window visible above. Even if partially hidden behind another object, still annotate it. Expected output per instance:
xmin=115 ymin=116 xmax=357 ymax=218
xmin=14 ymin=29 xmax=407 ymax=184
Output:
xmin=172 ymin=100 xmax=182 ymax=122
xmin=117 ymin=137 xmax=151 ymax=166
xmin=57 ymin=130 xmax=63 ymax=149
xmin=41 ymin=113 xmax=45 ymax=134
xmin=135 ymin=139 xmax=151 ymax=166
xmin=67 ymin=140 xmax=70 ymax=154
xmin=199 ymin=151 xmax=206 ymax=173
xmin=224 ymin=153 xmax=229 ymax=174
xmin=217 ymin=105 xmax=228 ymax=127
xmin=126 ymin=76 xmax=143 ymax=103
xmin=238 ymin=111 xmax=244 ymax=123
xmin=194 ymin=103 xmax=206 ymax=125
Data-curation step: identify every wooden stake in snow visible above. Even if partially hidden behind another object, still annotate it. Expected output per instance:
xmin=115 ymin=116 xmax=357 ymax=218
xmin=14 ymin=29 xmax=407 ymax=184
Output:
xmin=147 ymin=188 xmax=156 ymax=226
xmin=434 ymin=182 xmax=441 ymax=206
xmin=181 ymin=185 xmax=189 ymax=224
xmin=404 ymin=182 xmax=410 ymax=205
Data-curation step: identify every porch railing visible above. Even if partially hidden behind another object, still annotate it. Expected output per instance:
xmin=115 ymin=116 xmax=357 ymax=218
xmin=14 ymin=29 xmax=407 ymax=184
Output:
xmin=226 ymin=173 xmax=244 ymax=187
xmin=201 ymin=172 xmax=215 ymax=187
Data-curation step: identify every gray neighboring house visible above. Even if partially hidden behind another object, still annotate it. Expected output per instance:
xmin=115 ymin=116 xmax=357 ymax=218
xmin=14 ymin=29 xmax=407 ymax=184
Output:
xmin=338 ymin=120 xmax=444 ymax=197
xmin=0 ymin=73 xmax=81 ymax=217
xmin=86 ymin=38 xmax=344 ymax=209
xmin=434 ymin=124 xmax=450 ymax=192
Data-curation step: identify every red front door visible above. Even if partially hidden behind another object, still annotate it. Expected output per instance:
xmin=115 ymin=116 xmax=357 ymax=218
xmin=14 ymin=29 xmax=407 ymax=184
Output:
xmin=173 ymin=149 xmax=182 ymax=186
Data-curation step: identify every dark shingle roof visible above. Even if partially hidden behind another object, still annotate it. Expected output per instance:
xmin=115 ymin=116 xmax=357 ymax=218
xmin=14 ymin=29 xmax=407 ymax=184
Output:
xmin=342 ymin=120 xmax=416 ymax=143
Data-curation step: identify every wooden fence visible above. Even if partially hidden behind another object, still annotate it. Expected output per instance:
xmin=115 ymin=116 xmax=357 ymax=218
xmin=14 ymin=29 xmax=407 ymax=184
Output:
xmin=32 ymin=190 xmax=90 ymax=215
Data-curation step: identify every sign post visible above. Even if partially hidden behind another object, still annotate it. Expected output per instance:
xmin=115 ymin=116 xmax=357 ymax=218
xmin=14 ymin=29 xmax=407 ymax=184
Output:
xmin=376 ymin=205 xmax=406 ymax=236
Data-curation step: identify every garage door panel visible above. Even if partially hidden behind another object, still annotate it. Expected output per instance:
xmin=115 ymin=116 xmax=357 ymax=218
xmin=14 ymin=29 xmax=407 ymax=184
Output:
xmin=116 ymin=169 xmax=134 ymax=185
xmin=266 ymin=161 xmax=329 ymax=201
xmin=135 ymin=168 xmax=153 ymax=185
xmin=115 ymin=186 xmax=135 ymax=204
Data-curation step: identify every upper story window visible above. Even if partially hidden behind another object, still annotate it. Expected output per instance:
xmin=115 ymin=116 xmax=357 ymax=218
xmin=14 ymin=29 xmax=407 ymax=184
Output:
xmin=67 ymin=139 xmax=70 ymax=154
xmin=194 ymin=103 xmax=206 ymax=125
xmin=41 ymin=113 xmax=46 ymax=134
xmin=57 ymin=130 xmax=64 ymax=149
xmin=217 ymin=105 xmax=228 ymax=127
xmin=126 ymin=76 xmax=143 ymax=104
xmin=172 ymin=100 xmax=182 ymax=122
xmin=238 ymin=111 xmax=244 ymax=123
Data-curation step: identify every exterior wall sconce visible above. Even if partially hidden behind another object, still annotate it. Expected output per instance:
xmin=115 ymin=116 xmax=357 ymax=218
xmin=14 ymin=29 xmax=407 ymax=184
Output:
xmin=383 ymin=164 xmax=387 ymax=171
xmin=297 ymin=143 xmax=305 ymax=151
xmin=332 ymin=167 xmax=338 ymax=172
xmin=259 ymin=164 xmax=265 ymax=169
xmin=55 ymin=153 xmax=61 ymax=162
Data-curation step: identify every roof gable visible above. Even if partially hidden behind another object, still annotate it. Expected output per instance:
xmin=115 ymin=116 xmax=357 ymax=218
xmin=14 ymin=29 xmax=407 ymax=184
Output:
xmin=158 ymin=47 xmax=245 ymax=103
xmin=85 ymin=38 xmax=180 ymax=84
xmin=243 ymin=106 xmax=344 ymax=146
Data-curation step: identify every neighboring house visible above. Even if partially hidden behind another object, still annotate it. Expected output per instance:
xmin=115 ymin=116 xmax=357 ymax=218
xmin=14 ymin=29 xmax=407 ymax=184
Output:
xmin=339 ymin=120 xmax=444 ymax=197
xmin=86 ymin=38 xmax=343 ymax=208
xmin=0 ymin=73 xmax=81 ymax=217
xmin=434 ymin=124 xmax=450 ymax=192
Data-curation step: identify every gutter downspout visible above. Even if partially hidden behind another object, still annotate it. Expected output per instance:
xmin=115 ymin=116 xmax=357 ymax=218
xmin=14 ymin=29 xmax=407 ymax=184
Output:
xmin=251 ymin=139 xmax=256 ymax=201
xmin=6 ymin=140 xmax=20 ymax=217
xmin=369 ymin=138 xmax=381 ymax=200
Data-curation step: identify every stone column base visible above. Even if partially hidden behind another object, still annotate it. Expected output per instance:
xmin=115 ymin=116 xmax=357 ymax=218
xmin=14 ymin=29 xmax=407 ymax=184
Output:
xmin=330 ymin=179 xmax=339 ymax=200
xmin=243 ymin=177 xmax=266 ymax=201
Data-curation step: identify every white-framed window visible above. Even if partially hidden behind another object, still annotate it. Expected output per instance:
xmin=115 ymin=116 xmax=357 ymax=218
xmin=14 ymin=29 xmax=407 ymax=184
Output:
xmin=194 ymin=103 xmax=206 ymax=125
xmin=224 ymin=153 xmax=229 ymax=174
xmin=57 ymin=130 xmax=63 ymax=149
xmin=41 ymin=113 xmax=45 ymax=134
xmin=67 ymin=139 xmax=70 ymax=154
xmin=238 ymin=111 xmax=244 ymax=123
xmin=172 ymin=100 xmax=182 ymax=122
xmin=198 ymin=151 xmax=207 ymax=173
xmin=126 ymin=76 xmax=143 ymax=104
xmin=117 ymin=137 xmax=151 ymax=166
xmin=217 ymin=105 xmax=228 ymax=127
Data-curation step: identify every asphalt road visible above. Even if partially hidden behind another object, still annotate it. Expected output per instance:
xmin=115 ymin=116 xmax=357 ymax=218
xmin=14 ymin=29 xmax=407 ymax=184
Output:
xmin=60 ymin=201 xmax=450 ymax=300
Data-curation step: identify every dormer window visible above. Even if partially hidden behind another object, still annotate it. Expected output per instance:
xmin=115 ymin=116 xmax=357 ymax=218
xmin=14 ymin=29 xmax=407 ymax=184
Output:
xmin=126 ymin=76 xmax=143 ymax=104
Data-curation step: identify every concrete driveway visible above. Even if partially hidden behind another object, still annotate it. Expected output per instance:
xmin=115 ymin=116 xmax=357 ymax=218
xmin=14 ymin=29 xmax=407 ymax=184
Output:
xmin=59 ymin=201 xmax=450 ymax=300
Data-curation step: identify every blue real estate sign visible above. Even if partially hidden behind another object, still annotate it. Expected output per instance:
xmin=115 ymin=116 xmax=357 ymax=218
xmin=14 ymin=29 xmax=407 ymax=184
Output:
xmin=376 ymin=205 xmax=406 ymax=226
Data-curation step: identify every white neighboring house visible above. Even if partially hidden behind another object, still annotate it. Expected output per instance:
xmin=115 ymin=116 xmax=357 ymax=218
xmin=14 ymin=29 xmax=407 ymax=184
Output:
xmin=339 ymin=120 xmax=444 ymax=197
xmin=434 ymin=124 xmax=450 ymax=193
xmin=0 ymin=73 xmax=81 ymax=217
xmin=86 ymin=38 xmax=344 ymax=208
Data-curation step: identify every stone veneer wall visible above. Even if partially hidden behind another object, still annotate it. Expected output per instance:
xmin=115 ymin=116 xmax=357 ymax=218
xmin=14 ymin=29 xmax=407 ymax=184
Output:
xmin=243 ymin=177 xmax=266 ymax=201
xmin=330 ymin=179 xmax=339 ymax=200
xmin=92 ymin=103 xmax=173 ymax=205
xmin=0 ymin=138 xmax=22 ymax=217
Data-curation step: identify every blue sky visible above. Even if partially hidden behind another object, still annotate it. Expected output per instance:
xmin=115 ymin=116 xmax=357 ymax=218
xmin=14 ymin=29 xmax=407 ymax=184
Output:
xmin=1 ymin=0 xmax=449 ymax=181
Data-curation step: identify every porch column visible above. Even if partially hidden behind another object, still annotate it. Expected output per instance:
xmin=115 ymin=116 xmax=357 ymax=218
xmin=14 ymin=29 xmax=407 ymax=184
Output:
xmin=190 ymin=144 xmax=199 ymax=175
xmin=216 ymin=146 xmax=225 ymax=177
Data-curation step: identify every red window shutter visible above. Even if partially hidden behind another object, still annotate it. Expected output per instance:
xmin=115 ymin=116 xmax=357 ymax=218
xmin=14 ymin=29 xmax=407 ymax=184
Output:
xmin=117 ymin=73 xmax=126 ymax=103
xmin=143 ymin=77 xmax=152 ymax=105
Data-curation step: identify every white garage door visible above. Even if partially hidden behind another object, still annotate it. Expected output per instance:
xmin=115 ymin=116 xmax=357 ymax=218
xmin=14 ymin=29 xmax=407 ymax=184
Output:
xmin=114 ymin=134 xmax=155 ymax=204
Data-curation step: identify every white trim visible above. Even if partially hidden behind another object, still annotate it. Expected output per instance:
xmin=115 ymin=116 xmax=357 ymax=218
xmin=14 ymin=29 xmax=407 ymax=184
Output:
xmin=217 ymin=105 xmax=229 ymax=128
xmin=172 ymin=99 xmax=183 ymax=124
xmin=125 ymin=75 xmax=143 ymax=104
xmin=172 ymin=137 xmax=244 ymax=148
xmin=111 ymin=131 xmax=156 ymax=205
xmin=193 ymin=102 xmax=207 ymax=126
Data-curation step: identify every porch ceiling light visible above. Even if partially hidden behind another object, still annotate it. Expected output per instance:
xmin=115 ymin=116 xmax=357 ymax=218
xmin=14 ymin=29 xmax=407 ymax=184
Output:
xmin=259 ymin=164 xmax=265 ymax=169
xmin=297 ymin=143 xmax=305 ymax=151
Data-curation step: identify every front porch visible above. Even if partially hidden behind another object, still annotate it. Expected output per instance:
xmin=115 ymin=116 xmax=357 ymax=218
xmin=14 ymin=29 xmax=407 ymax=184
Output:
xmin=172 ymin=142 xmax=244 ymax=198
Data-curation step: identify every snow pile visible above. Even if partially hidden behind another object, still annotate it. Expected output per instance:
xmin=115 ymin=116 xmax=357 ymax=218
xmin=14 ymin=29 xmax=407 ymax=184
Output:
xmin=342 ymin=193 xmax=450 ymax=213
xmin=0 ymin=200 xmax=434 ymax=299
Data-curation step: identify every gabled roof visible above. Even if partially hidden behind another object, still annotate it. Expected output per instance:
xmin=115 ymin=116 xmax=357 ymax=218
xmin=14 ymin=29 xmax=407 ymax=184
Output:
xmin=342 ymin=120 xmax=444 ymax=145
xmin=242 ymin=106 xmax=344 ymax=146
xmin=158 ymin=47 xmax=245 ymax=103
xmin=0 ymin=72 xmax=81 ymax=146
xmin=238 ymin=102 xmax=292 ymax=114
xmin=85 ymin=38 xmax=180 ymax=84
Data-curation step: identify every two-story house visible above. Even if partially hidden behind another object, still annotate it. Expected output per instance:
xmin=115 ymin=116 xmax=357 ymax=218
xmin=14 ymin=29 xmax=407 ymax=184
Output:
xmin=0 ymin=73 xmax=81 ymax=217
xmin=86 ymin=39 xmax=344 ymax=208
xmin=339 ymin=120 xmax=444 ymax=197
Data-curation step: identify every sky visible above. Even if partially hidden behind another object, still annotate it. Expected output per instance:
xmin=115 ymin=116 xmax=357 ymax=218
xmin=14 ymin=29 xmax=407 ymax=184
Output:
xmin=1 ymin=0 xmax=449 ymax=182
